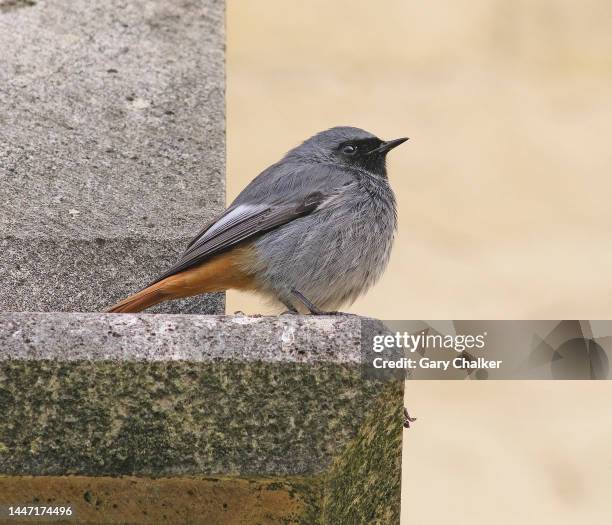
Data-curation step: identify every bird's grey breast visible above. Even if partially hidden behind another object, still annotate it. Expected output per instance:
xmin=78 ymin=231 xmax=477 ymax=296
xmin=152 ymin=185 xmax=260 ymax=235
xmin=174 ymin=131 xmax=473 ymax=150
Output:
xmin=252 ymin=168 xmax=397 ymax=309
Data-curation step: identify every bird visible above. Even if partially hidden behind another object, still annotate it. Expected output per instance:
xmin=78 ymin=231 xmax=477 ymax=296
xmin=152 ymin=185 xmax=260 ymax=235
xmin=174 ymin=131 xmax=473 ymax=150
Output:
xmin=106 ymin=126 xmax=408 ymax=314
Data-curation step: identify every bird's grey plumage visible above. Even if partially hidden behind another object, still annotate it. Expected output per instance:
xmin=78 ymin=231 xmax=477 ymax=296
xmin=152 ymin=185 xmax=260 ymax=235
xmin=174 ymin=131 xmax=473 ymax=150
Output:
xmin=248 ymin=167 xmax=396 ymax=310
xmin=151 ymin=126 xmax=402 ymax=312
xmin=151 ymin=189 xmax=324 ymax=284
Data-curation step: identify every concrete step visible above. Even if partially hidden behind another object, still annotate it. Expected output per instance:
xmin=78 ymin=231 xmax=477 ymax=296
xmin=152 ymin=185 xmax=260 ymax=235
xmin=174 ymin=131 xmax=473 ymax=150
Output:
xmin=0 ymin=313 xmax=403 ymax=523
xmin=0 ymin=0 xmax=225 ymax=314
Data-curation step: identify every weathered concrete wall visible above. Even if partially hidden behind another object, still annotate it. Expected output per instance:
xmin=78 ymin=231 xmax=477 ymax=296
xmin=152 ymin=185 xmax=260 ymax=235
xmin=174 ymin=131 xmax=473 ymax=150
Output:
xmin=0 ymin=313 xmax=384 ymax=476
xmin=0 ymin=0 xmax=225 ymax=314
xmin=0 ymin=313 xmax=403 ymax=523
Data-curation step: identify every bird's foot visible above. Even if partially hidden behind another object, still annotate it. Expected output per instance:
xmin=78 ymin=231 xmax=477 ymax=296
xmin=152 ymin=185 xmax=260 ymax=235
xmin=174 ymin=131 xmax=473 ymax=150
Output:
xmin=290 ymin=289 xmax=343 ymax=315
xmin=310 ymin=308 xmax=339 ymax=316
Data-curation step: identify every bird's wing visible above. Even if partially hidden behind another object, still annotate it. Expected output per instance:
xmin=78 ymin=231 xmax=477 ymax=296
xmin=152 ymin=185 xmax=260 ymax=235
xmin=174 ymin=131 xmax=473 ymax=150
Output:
xmin=149 ymin=190 xmax=326 ymax=285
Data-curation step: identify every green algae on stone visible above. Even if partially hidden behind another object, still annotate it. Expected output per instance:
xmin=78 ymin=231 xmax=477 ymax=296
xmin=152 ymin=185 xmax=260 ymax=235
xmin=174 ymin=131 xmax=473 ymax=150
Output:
xmin=0 ymin=360 xmax=380 ymax=477
xmin=321 ymin=380 xmax=404 ymax=525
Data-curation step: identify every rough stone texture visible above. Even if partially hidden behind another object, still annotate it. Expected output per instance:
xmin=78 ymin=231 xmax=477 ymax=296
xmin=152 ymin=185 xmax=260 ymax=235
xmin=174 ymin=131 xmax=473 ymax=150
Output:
xmin=0 ymin=359 xmax=376 ymax=477
xmin=0 ymin=314 xmax=391 ymax=474
xmin=323 ymin=380 xmax=403 ymax=525
xmin=0 ymin=0 xmax=225 ymax=314
xmin=0 ymin=313 xmax=364 ymax=363
xmin=0 ymin=313 xmax=402 ymax=524
xmin=0 ymin=475 xmax=318 ymax=525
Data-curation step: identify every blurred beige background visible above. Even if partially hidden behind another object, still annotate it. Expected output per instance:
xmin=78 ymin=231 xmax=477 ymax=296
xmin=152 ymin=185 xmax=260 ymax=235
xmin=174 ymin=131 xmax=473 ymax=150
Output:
xmin=227 ymin=0 xmax=612 ymax=320
xmin=227 ymin=1 xmax=612 ymax=523
xmin=404 ymin=381 xmax=612 ymax=524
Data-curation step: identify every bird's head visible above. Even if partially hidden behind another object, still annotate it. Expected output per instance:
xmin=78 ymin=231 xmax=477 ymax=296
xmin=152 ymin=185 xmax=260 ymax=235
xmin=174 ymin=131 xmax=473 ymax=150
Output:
xmin=286 ymin=126 xmax=408 ymax=177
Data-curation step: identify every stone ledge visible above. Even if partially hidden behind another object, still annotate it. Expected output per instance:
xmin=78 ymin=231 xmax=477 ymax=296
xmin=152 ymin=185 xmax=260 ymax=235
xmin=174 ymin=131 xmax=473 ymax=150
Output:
xmin=0 ymin=313 xmax=402 ymax=523
xmin=0 ymin=314 xmax=396 ymax=474
xmin=0 ymin=313 xmax=364 ymax=363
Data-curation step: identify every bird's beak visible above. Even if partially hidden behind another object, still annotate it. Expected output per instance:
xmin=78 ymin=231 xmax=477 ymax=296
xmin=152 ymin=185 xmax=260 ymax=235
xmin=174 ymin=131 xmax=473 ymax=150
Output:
xmin=368 ymin=137 xmax=409 ymax=155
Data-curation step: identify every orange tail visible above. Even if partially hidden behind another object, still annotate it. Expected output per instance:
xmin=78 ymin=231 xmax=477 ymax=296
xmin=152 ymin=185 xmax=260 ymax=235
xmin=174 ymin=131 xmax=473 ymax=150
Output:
xmin=105 ymin=282 xmax=168 ymax=313
xmin=105 ymin=246 xmax=257 ymax=313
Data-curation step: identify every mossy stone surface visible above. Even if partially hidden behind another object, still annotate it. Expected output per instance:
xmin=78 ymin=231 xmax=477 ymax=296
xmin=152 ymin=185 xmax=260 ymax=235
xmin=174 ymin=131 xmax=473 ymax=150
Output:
xmin=0 ymin=361 xmax=380 ymax=477
xmin=0 ymin=313 xmax=403 ymax=522
xmin=322 ymin=380 xmax=403 ymax=525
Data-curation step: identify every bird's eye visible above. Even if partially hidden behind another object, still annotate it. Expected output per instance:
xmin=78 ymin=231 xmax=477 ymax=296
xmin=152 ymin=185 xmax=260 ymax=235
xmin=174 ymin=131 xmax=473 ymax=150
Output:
xmin=342 ymin=145 xmax=356 ymax=155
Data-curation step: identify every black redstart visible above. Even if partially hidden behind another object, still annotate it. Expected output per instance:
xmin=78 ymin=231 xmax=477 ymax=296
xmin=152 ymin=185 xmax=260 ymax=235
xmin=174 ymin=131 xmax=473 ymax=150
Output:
xmin=107 ymin=126 xmax=407 ymax=314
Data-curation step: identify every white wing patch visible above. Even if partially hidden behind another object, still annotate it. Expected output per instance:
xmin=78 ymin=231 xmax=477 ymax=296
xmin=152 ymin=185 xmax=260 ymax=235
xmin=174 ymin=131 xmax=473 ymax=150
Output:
xmin=185 ymin=204 xmax=267 ymax=255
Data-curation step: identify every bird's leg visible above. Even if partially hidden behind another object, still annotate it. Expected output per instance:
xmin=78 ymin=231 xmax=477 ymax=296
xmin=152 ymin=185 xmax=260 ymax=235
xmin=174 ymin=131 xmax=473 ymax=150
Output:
xmin=290 ymin=289 xmax=338 ymax=315
xmin=280 ymin=298 xmax=299 ymax=315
